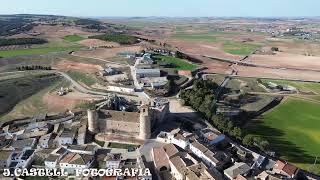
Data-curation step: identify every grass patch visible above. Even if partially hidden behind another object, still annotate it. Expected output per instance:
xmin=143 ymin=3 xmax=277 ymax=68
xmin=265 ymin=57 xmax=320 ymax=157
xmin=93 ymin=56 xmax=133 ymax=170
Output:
xmin=108 ymin=142 xmax=138 ymax=149
xmin=0 ymin=73 xmax=61 ymax=121
xmin=0 ymin=46 xmax=82 ymax=58
xmin=155 ymin=55 xmax=197 ymax=71
xmin=246 ymin=98 xmax=320 ymax=174
xmin=222 ymin=41 xmax=260 ymax=55
xmin=65 ymin=70 xmax=101 ymax=87
xmin=63 ymin=35 xmax=85 ymax=42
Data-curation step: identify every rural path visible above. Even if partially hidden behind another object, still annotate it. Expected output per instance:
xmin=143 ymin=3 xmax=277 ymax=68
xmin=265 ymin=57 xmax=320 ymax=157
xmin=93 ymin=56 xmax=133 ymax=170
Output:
xmin=56 ymin=71 xmax=148 ymax=101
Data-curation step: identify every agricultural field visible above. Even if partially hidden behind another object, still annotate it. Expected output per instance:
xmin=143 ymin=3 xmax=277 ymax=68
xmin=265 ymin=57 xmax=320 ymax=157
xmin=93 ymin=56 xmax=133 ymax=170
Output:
xmin=65 ymin=70 xmax=103 ymax=87
xmin=0 ymin=45 xmax=82 ymax=58
xmin=246 ymin=98 xmax=320 ymax=174
xmin=172 ymin=32 xmax=220 ymax=42
xmin=155 ymin=55 xmax=197 ymax=71
xmin=63 ymin=34 xmax=86 ymax=42
xmin=0 ymin=72 xmax=61 ymax=120
xmin=222 ymin=41 xmax=260 ymax=55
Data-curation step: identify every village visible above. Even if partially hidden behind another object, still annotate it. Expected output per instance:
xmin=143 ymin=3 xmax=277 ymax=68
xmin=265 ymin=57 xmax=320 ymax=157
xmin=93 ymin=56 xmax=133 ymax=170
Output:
xmin=0 ymin=50 xmax=307 ymax=180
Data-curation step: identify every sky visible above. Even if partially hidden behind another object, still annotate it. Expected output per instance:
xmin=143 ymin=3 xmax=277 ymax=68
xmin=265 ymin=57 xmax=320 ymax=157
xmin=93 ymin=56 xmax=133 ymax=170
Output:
xmin=0 ymin=0 xmax=319 ymax=17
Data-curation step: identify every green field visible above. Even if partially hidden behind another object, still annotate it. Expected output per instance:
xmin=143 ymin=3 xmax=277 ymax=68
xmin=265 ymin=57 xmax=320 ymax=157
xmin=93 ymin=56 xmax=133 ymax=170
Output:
xmin=246 ymin=98 xmax=320 ymax=174
xmin=65 ymin=70 xmax=102 ymax=87
xmin=222 ymin=41 xmax=260 ymax=55
xmin=155 ymin=55 xmax=197 ymax=71
xmin=0 ymin=46 xmax=82 ymax=58
xmin=63 ymin=35 xmax=85 ymax=42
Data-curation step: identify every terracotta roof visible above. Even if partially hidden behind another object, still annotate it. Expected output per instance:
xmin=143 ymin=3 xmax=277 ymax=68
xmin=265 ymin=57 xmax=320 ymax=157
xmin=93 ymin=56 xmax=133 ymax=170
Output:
xmin=163 ymin=144 xmax=179 ymax=158
xmin=282 ymin=163 xmax=298 ymax=177
xmin=169 ymin=156 xmax=187 ymax=173
xmin=152 ymin=147 xmax=169 ymax=169
xmin=274 ymin=160 xmax=298 ymax=176
xmin=274 ymin=160 xmax=286 ymax=170
xmin=60 ymin=152 xmax=93 ymax=165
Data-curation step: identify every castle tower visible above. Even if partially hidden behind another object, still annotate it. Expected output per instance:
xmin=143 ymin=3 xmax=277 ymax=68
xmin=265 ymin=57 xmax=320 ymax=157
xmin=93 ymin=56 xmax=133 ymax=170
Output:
xmin=139 ymin=104 xmax=152 ymax=140
xmin=87 ymin=109 xmax=98 ymax=133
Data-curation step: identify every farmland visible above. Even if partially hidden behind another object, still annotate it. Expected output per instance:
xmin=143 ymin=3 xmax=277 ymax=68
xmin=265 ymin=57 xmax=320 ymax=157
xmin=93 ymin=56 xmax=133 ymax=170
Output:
xmin=246 ymin=98 xmax=320 ymax=174
xmin=63 ymin=34 xmax=86 ymax=42
xmin=0 ymin=46 xmax=82 ymax=58
xmin=222 ymin=41 xmax=260 ymax=55
xmin=155 ymin=55 xmax=197 ymax=71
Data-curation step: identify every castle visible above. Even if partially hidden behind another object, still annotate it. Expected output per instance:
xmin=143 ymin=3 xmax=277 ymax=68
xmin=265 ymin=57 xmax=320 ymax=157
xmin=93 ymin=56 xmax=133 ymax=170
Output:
xmin=87 ymin=98 xmax=169 ymax=140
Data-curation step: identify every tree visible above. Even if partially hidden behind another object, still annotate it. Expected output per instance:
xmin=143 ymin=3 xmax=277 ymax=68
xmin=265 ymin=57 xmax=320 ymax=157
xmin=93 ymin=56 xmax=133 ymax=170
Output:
xmin=242 ymin=134 xmax=256 ymax=147
xmin=231 ymin=127 xmax=242 ymax=140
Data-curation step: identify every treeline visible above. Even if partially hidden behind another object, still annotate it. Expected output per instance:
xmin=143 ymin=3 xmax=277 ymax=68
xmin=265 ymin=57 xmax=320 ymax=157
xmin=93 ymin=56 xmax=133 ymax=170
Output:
xmin=0 ymin=18 xmax=34 ymax=36
xmin=0 ymin=38 xmax=47 ymax=47
xmin=89 ymin=33 xmax=139 ymax=45
xmin=180 ymin=79 xmax=270 ymax=152
xmin=16 ymin=65 xmax=52 ymax=71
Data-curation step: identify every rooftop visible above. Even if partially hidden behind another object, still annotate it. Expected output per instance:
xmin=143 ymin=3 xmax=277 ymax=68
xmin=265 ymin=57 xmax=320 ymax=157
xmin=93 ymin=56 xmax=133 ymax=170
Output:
xmin=169 ymin=156 xmax=187 ymax=174
xmin=0 ymin=150 xmax=13 ymax=161
xmin=191 ymin=141 xmax=208 ymax=153
xmin=60 ymin=152 xmax=93 ymax=165
xmin=45 ymin=154 xmax=60 ymax=162
xmin=163 ymin=144 xmax=179 ymax=158
xmin=66 ymin=144 xmax=97 ymax=152
xmin=152 ymin=147 xmax=169 ymax=169
xmin=11 ymin=138 xmax=36 ymax=149
xmin=224 ymin=162 xmax=251 ymax=179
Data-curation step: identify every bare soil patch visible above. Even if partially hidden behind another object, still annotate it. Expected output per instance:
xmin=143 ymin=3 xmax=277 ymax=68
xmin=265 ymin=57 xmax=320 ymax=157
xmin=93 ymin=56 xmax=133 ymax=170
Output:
xmin=78 ymin=39 xmax=120 ymax=47
xmin=55 ymin=60 xmax=103 ymax=73
xmin=74 ymin=45 xmax=143 ymax=59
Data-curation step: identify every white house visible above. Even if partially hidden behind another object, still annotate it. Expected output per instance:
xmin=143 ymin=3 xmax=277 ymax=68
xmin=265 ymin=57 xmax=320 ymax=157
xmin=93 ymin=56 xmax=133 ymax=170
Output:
xmin=224 ymin=162 xmax=251 ymax=179
xmin=157 ymin=129 xmax=194 ymax=150
xmin=58 ymin=129 xmax=76 ymax=145
xmin=10 ymin=149 xmax=35 ymax=169
xmin=0 ymin=150 xmax=14 ymax=169
xmin=44 ymin=154 xmax=60 ymax=169
xmin=200 ymin=128 xmax=225 ymax=145
xmin=65 ymin=144 xmax=98 ymax=155
xmin=189 ymin=141 xmax=208 ymax=159
xmin=38 ymin=133 xmax=53 ymax=149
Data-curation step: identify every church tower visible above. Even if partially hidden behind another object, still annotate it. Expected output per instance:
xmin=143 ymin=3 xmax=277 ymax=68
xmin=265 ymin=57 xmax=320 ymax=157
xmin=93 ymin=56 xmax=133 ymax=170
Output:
xmin=139 ymin=104 xmax=151 ymax=140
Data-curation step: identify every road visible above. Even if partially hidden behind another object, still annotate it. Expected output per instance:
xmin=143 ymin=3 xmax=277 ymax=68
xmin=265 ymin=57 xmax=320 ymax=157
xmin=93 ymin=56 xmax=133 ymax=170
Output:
xmin=57 ymin=71 xmax=149 ymax=101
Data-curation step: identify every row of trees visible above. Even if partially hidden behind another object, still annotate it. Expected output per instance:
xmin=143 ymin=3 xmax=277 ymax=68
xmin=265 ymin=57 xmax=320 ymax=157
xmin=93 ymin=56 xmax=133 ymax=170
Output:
xmin=0 ymin=38 xmax=47 ymax=47
xmin=89 ymin=34 xmax=139 ymax=45
xmin=16 ymin=65 xmax=52 ymax=71
xmin=180 ymin=79 xmax=270 ymax=152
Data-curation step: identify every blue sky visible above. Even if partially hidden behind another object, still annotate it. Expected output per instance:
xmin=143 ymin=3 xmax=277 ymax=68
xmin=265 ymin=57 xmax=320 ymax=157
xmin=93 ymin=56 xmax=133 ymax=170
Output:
xmin=0 ymin=0 xmax=319 ymax=17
